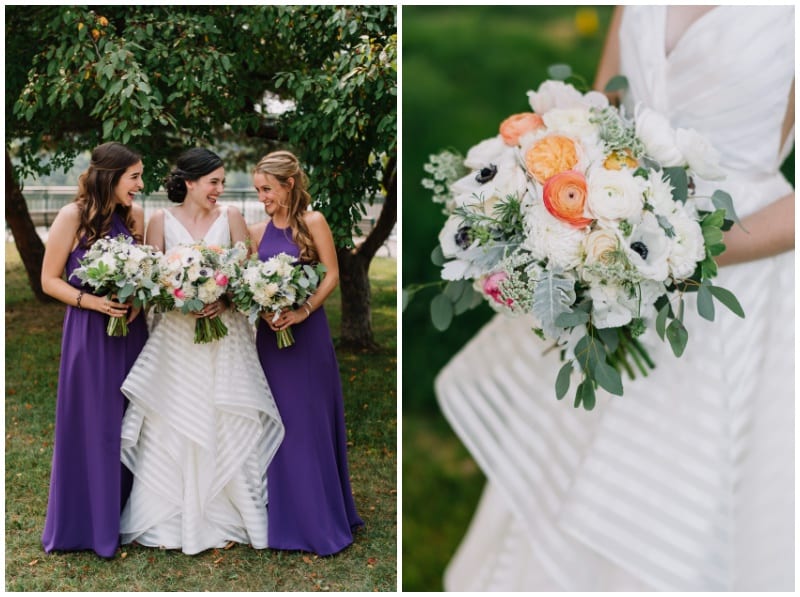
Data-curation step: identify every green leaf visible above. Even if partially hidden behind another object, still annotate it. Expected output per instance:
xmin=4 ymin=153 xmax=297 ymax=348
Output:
xmin=555 ymin=361 xmax=572 ymax=400
xmin=663 ymin=167 xmax=688 ymax=203
xmin=593 ymin=360 xmax=623 ymax=396
xmin=430 ymin=245 xmax=445 ymax=267
xmin=575 ymin=379 xmax=596 ymax=411
xmin=555 ymin=309 xmax=590 ymax=328
xmin=697 ymin=282 xmax=715 ymax=321
xmin=655 ymin=302 xmax=670 ymax=340
xmin=547 ymin=63 xmax=572 ymax=81
xmin=708 ymin=285 xmax=745 ymax=318
xmin=401 ymin=289 xmax=410 ymax=312
xmin=430 ymin=293 xmax=454 ymax=331
xmin=711 ymin=190 xmax=745 ymax=229
xmin=596 ymin=327 xmax=620 ymax=353
xmin=666 ymin=319 xmax=689 ymax=357
xmin=604 ymin=74 xmax=628 ymax=92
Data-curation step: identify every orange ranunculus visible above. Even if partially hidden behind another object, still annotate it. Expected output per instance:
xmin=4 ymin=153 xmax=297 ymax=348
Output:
xmin=542 ymin=170 xmax=593 ymax=228
xmin=499 ymin=112 xmax=545 ymax=146
xmin=525 ymin=135 xmax=579 ymax=184
xmin=603 ymin=149 xmax=638 ymax=170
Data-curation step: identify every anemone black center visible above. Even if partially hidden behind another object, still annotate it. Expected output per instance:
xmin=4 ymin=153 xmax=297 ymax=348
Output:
xmin=630 ymin=241 xmax=649 ymax=259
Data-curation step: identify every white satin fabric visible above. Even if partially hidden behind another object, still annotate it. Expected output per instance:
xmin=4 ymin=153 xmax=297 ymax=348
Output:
xmin=437 ymin=6 xmax=794 ymax=591
xmin=120 ymin=207 xmax=285 ymax=555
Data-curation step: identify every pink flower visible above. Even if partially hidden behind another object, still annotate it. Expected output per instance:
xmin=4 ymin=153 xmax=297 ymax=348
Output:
xmin=214 ymin=272 xmax=228 ymax=287
xmin=174 ymin=288 xmax=186 ymax=299
xmin=483 ymin=272 xmax=512 ymax=306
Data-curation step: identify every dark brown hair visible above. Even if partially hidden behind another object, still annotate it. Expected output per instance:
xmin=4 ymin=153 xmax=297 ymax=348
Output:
xmin=75 ymin=142 xmax=142 ymax=246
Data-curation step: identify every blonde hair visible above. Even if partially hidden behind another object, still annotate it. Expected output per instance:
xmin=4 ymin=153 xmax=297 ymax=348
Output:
xmin=253 ymin=150 xmax=319 ymax=263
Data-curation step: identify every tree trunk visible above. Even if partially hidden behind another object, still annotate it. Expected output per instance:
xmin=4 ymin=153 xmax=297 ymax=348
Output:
xmin=337 ymin=156 xmax=397 ymax=350
xmin=5 ymin=149 xmax=49 ymax=302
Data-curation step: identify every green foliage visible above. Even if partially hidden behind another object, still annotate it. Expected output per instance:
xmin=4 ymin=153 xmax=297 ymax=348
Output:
xmin=273 ymin=6 xmax=397 ymax=247
xmin=7 ymin=5 xmax=397 ymax=248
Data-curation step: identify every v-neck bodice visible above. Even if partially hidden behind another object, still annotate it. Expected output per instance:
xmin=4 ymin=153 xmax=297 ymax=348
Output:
xmin=163 ymin=206 xmax=230 ymax=249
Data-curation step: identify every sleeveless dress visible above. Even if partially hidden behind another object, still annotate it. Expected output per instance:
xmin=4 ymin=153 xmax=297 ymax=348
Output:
xmin=255 ymin=220 xmax=363 ymax=555
xmin=42 ymin=212 xmax=148 ymax=558
xmin=118 ymin=207 xmax=285 ymax=555
xmin=437 ymin=6 xmax=794 ymax=591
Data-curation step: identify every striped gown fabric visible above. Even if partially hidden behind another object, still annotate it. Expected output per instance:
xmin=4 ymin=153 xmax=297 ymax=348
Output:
xmin=120 ymin=207 xmax=284 ymax=555
xmin=437 ymin=6 xmax=794 ymax=591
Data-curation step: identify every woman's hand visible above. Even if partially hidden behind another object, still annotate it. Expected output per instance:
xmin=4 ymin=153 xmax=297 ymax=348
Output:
xmin=90 ymin=294 xmax=130 ymax=318
xmin=127 ymin=304 xmax=143 ymax=324
xmin=195 ymin=300 xmax=227 ymax=320
xmin=264 ymin=307 xmax=309 ymax=332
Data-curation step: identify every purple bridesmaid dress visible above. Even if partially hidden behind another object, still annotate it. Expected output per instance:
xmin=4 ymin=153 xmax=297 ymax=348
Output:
xmin=256 ymin=221 xmax=363 ymax=556
xmin=41 ymin=212 xmax=148 ymax=558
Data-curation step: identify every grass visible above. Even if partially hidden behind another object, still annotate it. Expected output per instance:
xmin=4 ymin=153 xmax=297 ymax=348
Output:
xmin=5 ymin=243 xmax=397 ymax=592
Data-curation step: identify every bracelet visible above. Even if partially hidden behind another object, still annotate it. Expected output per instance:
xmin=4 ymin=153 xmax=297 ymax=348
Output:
xmin=76 ymin=291 xmax=84 ymax=309
xmin=303 ymin=304 xmax=311 ymax=317
xmin=306 ymin=298 xmax=314 ymax=310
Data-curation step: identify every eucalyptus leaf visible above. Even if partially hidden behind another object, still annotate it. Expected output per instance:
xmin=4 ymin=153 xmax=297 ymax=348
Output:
xmin=444 ymin=279 xmax=468 ymax=303
xmin=430 ymin=293 xmax=454 ymax=331
xmin=697 ymin=283 xmax=715 ymax=321
xmin=711 ymin=190 xmax=745 ymax=229
xmin=666 ymin=319 xmax=689 ymax=357
xmin=401 ymin=289 xmax=410 ymax=312
xmin=593 ymin=360 xmax=623 ymax=396
xmin=431 ymin=245 xmax=445 ymax=266
xmin=555 ymin=309 xmax=590 ymax=328
xmin=547 ymin=63 xmax=573 ymax=81
xmin=604 ymin=74 xmax=629 ymax=92
xmin=709 ymin=285 xmax=745 ymax=318
xmin=576 ymin=379 xmax=596 ymax=411
xmin=454 ymin=285 xmax=480 ymax=315
xmin=555 ymin=361 xmax=572 ymax=400
xmin=596 ymin=327 xmax=620 ymax=353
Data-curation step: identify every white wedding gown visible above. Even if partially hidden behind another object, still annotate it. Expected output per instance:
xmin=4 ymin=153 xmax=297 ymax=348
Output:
xmin=437 ymin=6 xmax=794 ymax=591
xmin=119 ymin=206 xmax=285 ymax=554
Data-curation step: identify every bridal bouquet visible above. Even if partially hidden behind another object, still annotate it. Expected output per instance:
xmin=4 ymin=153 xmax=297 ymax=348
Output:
xmin=415 ymin=77 xmax=744 ymax=410
xmin=228 ymin=252 xmax=326 ymax=349
xmin=71 ymin=234 xmax=161 ymax=336
xmin=153 ymin=241 xmax=248 ymax=343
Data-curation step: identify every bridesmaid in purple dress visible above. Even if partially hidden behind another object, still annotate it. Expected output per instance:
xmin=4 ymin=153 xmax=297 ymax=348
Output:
xmin=40 ymin=142 xmax=149 ymax=558
xmin=249 ymin=150 xmax=364 ymax=555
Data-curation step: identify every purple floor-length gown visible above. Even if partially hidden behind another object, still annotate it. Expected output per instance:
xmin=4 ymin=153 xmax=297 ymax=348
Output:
xmin=42 ymin=212 xmax=148 ymax=558
xmin=256 ymin=221 xmax=363 ymax=556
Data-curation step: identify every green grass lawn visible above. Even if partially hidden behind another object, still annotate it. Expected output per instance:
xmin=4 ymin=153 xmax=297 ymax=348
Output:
xmin=5 ymin=243 xmax=397 ymax=592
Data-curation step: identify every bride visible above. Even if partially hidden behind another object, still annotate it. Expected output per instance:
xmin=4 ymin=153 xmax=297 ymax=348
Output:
xmin=436 ymin=5 xmax=794 ymax=591
xmin=119 ymin=148 xmax=284 ymax=554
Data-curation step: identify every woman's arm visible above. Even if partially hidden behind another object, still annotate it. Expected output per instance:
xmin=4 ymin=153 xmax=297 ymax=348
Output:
xmin=716 ymin=193 xmax=794 ymax=266
xmin=145 ymin=209 xmax=166 ymax=252
xmin=41 ymin=204 xmax=128 ymax=316
xmin=227 ymin=205 xmax=249 ymax=246
xmin=248 ymin=221 xmax=268 ymax=257
xmin=593 ymin=6 xmax=624 ymax=95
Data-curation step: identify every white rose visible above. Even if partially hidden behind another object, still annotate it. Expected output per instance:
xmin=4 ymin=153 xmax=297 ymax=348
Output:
xmin=675 ymin=128 xmax=726 ymax=181
xmin=625 ymin=211 xmax=671 ymax=281
xmin=635 ymin=105 xmax=684 ymax=167
xmin=586 ymin=167 xmax=646 ymax=222
xmin=198 ymin=278 xmax=221 ymax=303
xmin=583 ymin=228 xmax=623 ymax=268
xmin=667 ymin=210 xmax=706 ymax=279
xmin=522 ymin=202 xmax=585 ymax=269
xmin=527 ymin=80 xmax=609 ymax=114
xmin=542 ymin=108 xmax=599 ymax=139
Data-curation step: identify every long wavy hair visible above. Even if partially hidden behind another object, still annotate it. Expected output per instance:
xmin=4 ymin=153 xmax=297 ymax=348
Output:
xmin=75 ymin=142 xmax=142 ymax=246
xmin=253 ymin=150 xmax=318 ymax=263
